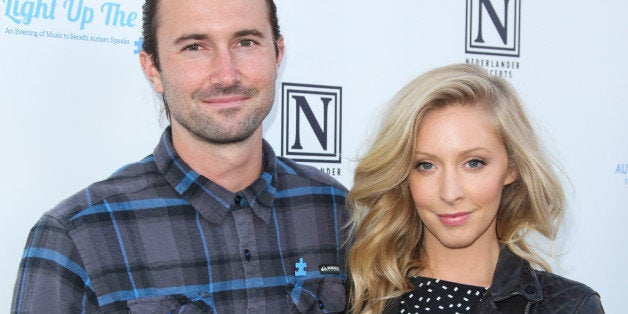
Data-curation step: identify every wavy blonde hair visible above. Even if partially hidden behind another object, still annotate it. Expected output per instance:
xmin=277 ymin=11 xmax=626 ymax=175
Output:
xmin=347 ymin=64 xmax=564 ymax=313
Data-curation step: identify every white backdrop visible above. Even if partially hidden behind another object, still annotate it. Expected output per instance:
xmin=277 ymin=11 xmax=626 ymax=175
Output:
xmin=2 ymin=0 xmax=626 ymax=311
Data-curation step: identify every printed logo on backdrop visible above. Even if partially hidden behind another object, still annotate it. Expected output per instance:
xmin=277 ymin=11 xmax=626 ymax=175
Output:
xmin=616 ymin=163 xmax=628 ymax=185
xmin=2 ymin=0 xmax=142 ymax=54
xmin=281 ymin=83 xmax=343 ymax=175
xmin=464 ymin=0 xmax=521 ymax=79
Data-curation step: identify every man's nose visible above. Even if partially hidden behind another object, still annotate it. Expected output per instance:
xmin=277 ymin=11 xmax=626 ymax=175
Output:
xmin=209 ymin=48 xmax=240 ymax=87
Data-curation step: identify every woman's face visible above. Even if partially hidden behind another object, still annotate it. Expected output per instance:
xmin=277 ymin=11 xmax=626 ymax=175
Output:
xmin=408 ymin=105 xmax=516 ymax=251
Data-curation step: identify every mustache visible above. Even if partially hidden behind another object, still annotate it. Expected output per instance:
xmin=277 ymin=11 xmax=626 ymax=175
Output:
xmin=194 ymin=84 xmax=258 ymax=99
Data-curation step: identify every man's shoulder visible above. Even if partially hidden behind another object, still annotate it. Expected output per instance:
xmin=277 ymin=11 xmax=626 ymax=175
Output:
xmin=274 ymin=156 xmax=347 ymax=192
xmin=44 ymin=155 xmax=164 ymax=225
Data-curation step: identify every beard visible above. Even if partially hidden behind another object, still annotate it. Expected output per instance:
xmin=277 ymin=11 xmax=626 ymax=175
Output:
xmin=165 ymin=83 xmax=275 ymax=145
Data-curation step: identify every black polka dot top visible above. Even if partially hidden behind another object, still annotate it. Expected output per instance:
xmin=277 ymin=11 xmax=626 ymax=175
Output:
xmin=398 ymin=276 xmax=487 ymax=313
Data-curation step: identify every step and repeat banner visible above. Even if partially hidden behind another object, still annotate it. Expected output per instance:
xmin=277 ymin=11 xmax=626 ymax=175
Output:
xmin=2 ymin=0 xmax=626 ymax=311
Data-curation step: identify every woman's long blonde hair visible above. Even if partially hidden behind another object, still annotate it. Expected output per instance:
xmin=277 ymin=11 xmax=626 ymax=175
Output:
xmin=347 ymin=64 xmax=565 ymax=313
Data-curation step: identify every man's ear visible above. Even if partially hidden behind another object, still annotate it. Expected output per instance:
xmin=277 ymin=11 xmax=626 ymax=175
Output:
xmin=139 ymin=51 xmax=164 ymax=93
xmin=275 ymin=36 xmax=285 ymax=72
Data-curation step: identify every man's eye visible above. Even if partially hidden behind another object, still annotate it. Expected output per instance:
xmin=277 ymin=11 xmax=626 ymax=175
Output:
xmin=239 ymin=39 xmax=255 ymax=47
xmin=185 ymin=44 xmax=201 ymax=51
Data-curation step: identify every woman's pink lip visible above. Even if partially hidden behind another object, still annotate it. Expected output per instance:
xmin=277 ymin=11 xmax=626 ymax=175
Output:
xmin=438 ymin=212 xmax=471 ymax=226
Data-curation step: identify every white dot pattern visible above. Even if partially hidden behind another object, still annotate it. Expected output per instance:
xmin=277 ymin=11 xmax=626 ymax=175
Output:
xmin=398 ymin=276 xmax=487 ymax=314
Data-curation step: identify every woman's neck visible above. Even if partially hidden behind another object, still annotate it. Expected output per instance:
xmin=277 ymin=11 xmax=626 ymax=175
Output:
xmin=418 ymin=236 xmax=501 ymax=288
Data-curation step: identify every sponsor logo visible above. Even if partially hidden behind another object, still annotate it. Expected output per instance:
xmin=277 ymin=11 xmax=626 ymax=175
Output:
xmin=134 ymin=36 xmax=142 ymax=54
xmin=464 ymin=0 xmax=522 ymax=79
xmin=319 ymin=265 xmax=340 ymax=275
xmin=465 ymin=57 xmax=519 ymax=78
xmin=281 ymin=83 xmax=342 ymax=164
xmin=465 ymin=0 xmax=521 ymax=57
xmin=2 ymin=0 xmax=140 ymax=53
xmin=616 ymin=163 xmax=628 ymax=185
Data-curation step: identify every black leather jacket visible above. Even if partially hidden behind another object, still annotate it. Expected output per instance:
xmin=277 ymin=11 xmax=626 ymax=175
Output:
xmin=384 ymin=246 xmax=604 ymax=313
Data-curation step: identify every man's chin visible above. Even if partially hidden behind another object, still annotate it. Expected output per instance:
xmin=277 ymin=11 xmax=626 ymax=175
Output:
xmin=191 ymin=128 xmax=257 ymax=146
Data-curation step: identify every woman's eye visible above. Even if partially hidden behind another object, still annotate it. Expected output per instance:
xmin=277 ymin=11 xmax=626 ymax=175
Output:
xmin=416 ymin=162 xmax=434 ymax=171
xmin=465 ymin=159 xmax=486 ymax=169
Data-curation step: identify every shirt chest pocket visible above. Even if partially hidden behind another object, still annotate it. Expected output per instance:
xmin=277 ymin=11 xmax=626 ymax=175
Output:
xmin=126 ymin=295 xmax=210 ymax=313
xmin=288 ymin=276 xmax=346 ymax=313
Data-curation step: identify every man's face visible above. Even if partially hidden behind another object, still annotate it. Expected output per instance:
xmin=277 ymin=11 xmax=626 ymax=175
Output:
xmin=141 ymin=0 xmax=284 ymax=145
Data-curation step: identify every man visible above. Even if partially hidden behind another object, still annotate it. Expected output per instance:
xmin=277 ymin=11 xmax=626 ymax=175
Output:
xmin=12 ymin=0 xmax=348 ymax=312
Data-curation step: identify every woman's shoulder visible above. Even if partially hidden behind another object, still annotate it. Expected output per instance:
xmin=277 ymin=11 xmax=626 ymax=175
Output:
xmin=534 ymin=270 xmax=604 ymax=313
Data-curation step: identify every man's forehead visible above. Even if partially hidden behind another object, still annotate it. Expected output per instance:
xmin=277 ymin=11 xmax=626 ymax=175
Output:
xmin=154 ymin=0 xmax=271 ymax=37
xmin=155 ymin=0 xmax=270 ymax=23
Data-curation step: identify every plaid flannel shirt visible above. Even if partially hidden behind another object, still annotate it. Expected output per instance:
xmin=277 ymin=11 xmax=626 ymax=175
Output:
xmin=12 ymin=129 xmax=349 ymax=313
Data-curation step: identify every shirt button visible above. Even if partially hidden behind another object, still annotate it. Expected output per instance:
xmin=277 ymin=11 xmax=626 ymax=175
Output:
xmin=318 ymin=300 xmax=324 ymax=310
xmin=234 ymin=195 xmax=242 ymax=206
xmin=244 ymin=249 xmax=251 ymax=261
xmin=525 ymin=285 xmax=536 ymax=294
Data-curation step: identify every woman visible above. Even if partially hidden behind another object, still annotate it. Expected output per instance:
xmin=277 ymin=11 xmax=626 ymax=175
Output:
xmin=347 ymin=64 xmax=603 ymax=313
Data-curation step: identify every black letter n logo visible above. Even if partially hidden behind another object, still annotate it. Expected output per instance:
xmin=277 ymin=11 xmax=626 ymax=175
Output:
xmin=475 ymin=0 xmax=509 ymax=44
xmin=465 ymin=0 xmax=521 ymax=57
xmin=281 ymin=83 xmax=342 ymax=163
xmin=290 ymin=95 xmax=331 ymax=150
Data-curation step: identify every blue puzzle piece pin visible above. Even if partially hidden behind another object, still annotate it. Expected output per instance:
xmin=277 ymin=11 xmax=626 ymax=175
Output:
xmin=295 ymin=257 xmax=307 ymax=277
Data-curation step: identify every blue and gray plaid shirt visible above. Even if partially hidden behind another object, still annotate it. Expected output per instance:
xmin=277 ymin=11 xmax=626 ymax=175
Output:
xmin=12 ymin=128 xmax=349 ymax=313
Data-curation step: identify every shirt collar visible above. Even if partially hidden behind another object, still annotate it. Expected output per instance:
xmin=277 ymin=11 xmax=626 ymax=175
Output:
xmin=487 ymin=246 xmax=544 ymax=302
xmin=153 ymin=127 xmax=277 ymax=225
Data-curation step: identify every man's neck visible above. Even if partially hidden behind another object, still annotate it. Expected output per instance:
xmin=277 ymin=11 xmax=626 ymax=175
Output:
xmin=171 ymin=125 xmax=264 ymax=193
